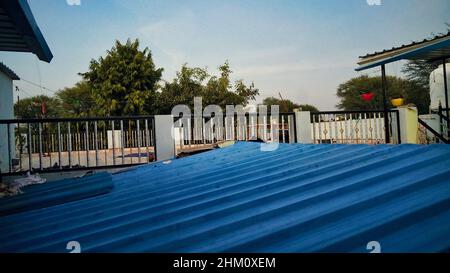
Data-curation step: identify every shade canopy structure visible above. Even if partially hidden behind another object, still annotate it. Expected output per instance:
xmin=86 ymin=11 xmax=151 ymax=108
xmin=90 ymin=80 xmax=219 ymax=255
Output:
xmin=356 ymin=32 xmax=450 ymax=71
xmin=0 ymin=0 xmax=53 ymax=62
xmin=355 ymin=32 xmax=450 ymax=143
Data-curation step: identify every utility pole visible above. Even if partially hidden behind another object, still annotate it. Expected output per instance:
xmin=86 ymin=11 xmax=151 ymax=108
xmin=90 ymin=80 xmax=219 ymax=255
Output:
xmin=15 ymin=86 xmax=20 ymax=116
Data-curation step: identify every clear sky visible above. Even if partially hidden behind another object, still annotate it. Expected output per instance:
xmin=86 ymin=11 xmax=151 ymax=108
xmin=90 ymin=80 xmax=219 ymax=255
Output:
xmin=1 ymin=0 xmax=449 ymax=110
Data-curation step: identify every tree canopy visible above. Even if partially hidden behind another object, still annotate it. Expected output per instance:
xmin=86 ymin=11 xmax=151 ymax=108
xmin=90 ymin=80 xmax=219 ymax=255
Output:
xmin=336 ymin=75 xmax=430 ymax=114
xmin=10 ymin=38 xmax=337 ymax=119
xmin=56 ymin=81 xmax=95 ymax=118
xmin=157 ymin=62 xmax=259 ymax=114
xmin=262 ymin=97 xmax=319 ymax=113
xmin=402 ymin=59 xmax=441 ymax=89
xmin=14 ymin=95 xmax=62 ymax=119
xmin=80 ymin=39 xmax=163 ymax=116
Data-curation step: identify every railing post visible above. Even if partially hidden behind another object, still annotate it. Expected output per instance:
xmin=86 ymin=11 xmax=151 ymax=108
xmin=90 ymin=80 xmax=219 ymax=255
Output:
xmin=381 ymin=64 xmax=391 ymax=143
xmin=442 ymin=58 xmax=449 ymax=136
xmin=154 ymin=115 xmax=176 ymax=162
xmin=295 ymin=111 xmax=313 ymax=144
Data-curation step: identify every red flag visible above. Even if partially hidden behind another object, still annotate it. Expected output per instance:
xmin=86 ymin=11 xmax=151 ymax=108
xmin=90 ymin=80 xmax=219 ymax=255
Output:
xmin=41 ymin=101 xmax=46 ymax=115
xmin=361 ymin=92 xmax=375 ymax=102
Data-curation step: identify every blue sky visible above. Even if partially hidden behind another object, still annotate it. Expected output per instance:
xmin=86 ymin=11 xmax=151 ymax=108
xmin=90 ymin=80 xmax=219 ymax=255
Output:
xmin=1 ymin=0 xmax=449 ymax=110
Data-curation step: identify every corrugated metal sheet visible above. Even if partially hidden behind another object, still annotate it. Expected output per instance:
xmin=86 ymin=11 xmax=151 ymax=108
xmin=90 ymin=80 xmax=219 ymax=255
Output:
xmin=356 ymin=31 xmax=450 ymax=71
xmin=1 ymin=142 xmax=450 ymax=253
xmin=0 ymin=0 xmax=53 ymax=62
xmin=359 ymin=31 xmax=450 ymax=59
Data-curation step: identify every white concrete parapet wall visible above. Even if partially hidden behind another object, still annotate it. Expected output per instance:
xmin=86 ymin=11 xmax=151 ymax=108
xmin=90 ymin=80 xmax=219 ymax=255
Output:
xmin=0 ymin=71 xmax=15 ymax=173
xmin=395 ymin=106 xmax=418 ymax=144
xmin=154 ymin=115 xmax=176 ymax=161
xmin=295 ymin=111 xmax=313 ymax=144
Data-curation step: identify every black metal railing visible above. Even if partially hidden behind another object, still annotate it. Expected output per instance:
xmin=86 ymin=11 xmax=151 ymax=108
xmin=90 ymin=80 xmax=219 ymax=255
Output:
xmin=173 ymin=113 xmax=297 ymax=152
xmin=0 ymin=116 xmax=156 ymax=175
xmin=0 ymin=110 xmax=409 ymax=175
xmin=310 ymin=110 xmax=401 ymax=144
xmin=420 ymin=106 xmax=450 ymax=144
xmin=418 ymin=118 xmax=449 ymax=144
xmin=434 ymin=106 xmax=449 ymax=140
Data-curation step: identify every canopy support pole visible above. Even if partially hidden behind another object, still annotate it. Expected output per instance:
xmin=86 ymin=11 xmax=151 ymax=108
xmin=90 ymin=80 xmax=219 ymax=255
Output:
xmin=381 ymin=64 xmax=390 ymax=143
xmin=443 ymin=58 xmax=449 ymax=137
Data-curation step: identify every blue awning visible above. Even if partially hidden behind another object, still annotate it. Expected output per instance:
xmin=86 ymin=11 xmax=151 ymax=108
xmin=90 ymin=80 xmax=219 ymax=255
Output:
xmin=356 ymin=32 xmax=450 ymax=71
xmin=0 ymin=0 xmax=53 ymax=62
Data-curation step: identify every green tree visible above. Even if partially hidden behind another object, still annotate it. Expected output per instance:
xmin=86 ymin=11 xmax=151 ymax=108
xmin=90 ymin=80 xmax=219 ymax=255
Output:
xmin=402 ymin=26 xmax=449 ymax=89
xmin=402 ymin=59 xmax=441 ymax=89
xmin=336 ymin=75 xmax=429 ymax=114
xmin=156 ymin=65 xmax=207 ymax=114
xmin=157 ymin=62 xmax=259 ymax=113
xmin=81 ymin=39 xmax=163 ymax=116
xmin=261 ymin=97 xmax=319 ymax=113
xmin=14 ymin=95 xmax=62 ymax=118
xmin=56 ymin=81 xmax=95 ymax=117
xmin=204 ymin=62 xmax=259 ymax=107
xmin=298 ymin=104 xmax=320 ymax=112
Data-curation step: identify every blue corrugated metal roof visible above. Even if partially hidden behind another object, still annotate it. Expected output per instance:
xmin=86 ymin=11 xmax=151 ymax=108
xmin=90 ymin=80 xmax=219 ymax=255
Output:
xmin=1 ymin=142 xmax=450 ymax=253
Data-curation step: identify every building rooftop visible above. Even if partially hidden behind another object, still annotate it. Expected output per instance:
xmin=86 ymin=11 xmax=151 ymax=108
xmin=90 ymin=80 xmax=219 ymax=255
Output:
xmin=1 ymin=142 xmax=450 ymax=253
xmin=0 ymin=62 xmax=19 ymax=80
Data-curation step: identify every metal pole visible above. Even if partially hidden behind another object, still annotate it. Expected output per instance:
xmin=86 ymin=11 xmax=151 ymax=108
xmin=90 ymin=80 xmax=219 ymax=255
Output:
xmin=94 ymin=121 xmax=99 ymax=166
xmin=381 ymin=64 xmax=390 ymax=144
xmin=145 ymin=119 xmax=150 ymax=163
xmin=442 ymin=58 xmax=449 ymax=137
xmin=38 ymin=123 xmax=43 ymax=170
xmin=27 ymin=123 xmax=32 ymax=172
xmin=57 ymin=122 xmax=62 ymax=169
xmin=7 ymin=124 xmax=12 ymax=173
xmin=137 ymin=120 xmax=141 ymax=163
xmin=112 ymin=120 xmax=116 ymax=165
xmin=68 ymin=122 xmax=72 ymax=168
xmin=120 ymin=120 xmax=125 ymax=164
xmin=85 ymin=121 xmax=89 ymax=167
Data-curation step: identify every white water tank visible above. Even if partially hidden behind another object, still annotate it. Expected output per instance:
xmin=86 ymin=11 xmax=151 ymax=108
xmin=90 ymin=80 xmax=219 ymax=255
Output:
xmin=429 ymin=63 xmax=450 ymax=110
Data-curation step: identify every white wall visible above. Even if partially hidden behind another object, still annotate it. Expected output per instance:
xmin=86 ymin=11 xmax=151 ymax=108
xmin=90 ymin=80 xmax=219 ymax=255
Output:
xmin=107 ymin=130 xmax=122 ymax=149
xmin=419 ymin=114 xmax=442 ymax=140
xmin=395 ymin=107 xmax=418 ymax=144
xmin=0 ymin=71 xmax=15 ymax=172
xmin=295 ymin=111 xmax=312 ymax=144
xmin=154 ymin=115 xmax=176 ymax=161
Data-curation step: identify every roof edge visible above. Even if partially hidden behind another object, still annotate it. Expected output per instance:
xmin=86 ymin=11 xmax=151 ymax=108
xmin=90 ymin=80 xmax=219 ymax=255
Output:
xmin=1 ymin=0 xmax=53 ymax=62
xmin=0 ymin=62 xmax=20 ymax=80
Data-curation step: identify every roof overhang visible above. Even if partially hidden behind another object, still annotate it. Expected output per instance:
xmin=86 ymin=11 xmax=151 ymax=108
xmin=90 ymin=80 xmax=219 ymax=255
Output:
xmin=0 ymin=0 xmax=53 ymax=62
xmin=356 ymin=32 xmax=450 ymax=71
xmin=0 ymin=62 xmax=19 ymax=80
